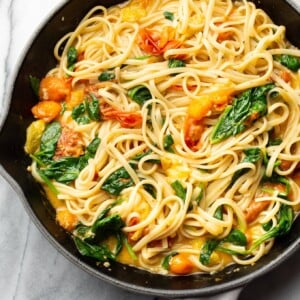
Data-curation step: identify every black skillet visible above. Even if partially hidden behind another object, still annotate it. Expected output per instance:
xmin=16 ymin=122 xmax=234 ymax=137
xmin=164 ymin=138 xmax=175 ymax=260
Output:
xmin=1 ymin=0 xmax=300 ymax=298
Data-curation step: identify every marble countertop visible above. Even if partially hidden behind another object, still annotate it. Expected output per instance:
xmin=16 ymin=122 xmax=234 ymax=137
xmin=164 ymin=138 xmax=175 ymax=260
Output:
xmin=1 ymin=0 xmax=300 ymax=299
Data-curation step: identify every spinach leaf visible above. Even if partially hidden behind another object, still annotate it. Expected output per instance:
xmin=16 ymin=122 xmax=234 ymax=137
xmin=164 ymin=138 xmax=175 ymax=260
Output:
xmin=163 ymin=134 xmax=175 ymax=153
xmin=122 ymin=234 xmax=138 ymax=260
xmin=128 ymin=85 xmax=152 ymax=106
xmin=194 ymin=183 xmax=205 ymax=205
xmin=171 ymin=180 xmax=187 ymax=201
xmin=230 ymin=148 xmax=263 ymax=185
xmin=85 ymin=94 xmax=101 ymax=121
xmin=214 ymin=205 xmax=223 ymax=220
xmin=38 ymin=137 xmax=100 ymax=184
xmin=67 ymin=47 xmax=77 ymax=71
xmin=249 ymin=204 xmax=293 ymax=251
xmin=163 ymin=11 xmax=174 ymax=21
xmin=41 ymin=157 xmax=80 ymax=183
xmin=72 ymin=94 xmax=101 ymax=124
xmin=168 ymin=59 xmax=186 ymax=69
xmin=74 ymin=236 xmax=116 ymax=262
xmin=74 ymin=209 xmax=125 ymax=262
xmin=216 ymin=204 xmax=293 ymax=256
xmin=143 ymin=183 xmax=157 ymax=198
xmin=211 ymin=84 xmax=275 ymax=144
xmin=131 ymin=149 xmax=161 ymax=164
xmin=29 ymin=75 xmax=40 ymax=98
xmin=268 ymin=138 xmax=282 ymax=146
xmin=35 ymin=121 xmax=62 ymax=162
xmin=262 ymin=220 xmax=273 ymax=232
xmin=86 ymin=137 xmax=101 ymax=156
xmin=224 ymin=229 xmax=247 ymax=246
xmin=72 ymin=103 xmax=90 ymax=124
xmin=274 ymin=54 xmax=300 ymax=72
xmin=101 ymin=166 xmax=135 ymax=196
xmin=77 ymin=137 xmax=101 ymax=170
xmin=91 ymin=214 xmax=125 ymax=239
xmin=98 ymin=70 xmax=115 ymax=82
xmin=200 ymin=239 xmax=220 ymax=265
xmin=162 ymin=252 xmax=178 ymax=270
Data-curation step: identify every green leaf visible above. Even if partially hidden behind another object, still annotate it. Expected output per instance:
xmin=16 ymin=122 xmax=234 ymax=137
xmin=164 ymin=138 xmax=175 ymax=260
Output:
xmin=214 ymin=206 xmax=223 ymax=220
xmin=200 ymin=239 xmax=220 ymax=265
xmin=98 ymin=70 xmax=115 ymax=82
xmin=86 ymin=137 xmax=101 ymax=156
xmin=131 ymin=149 xmax=161 ymax=164
xmin=163 ymin=134 xmax=175 ymax=153
xmin=29 ymin=75 xmax=40 ymax=98
xmin=73 ymin=237 xmax=115 ymax=262
xmin=38 ymin=136 xmax=100 ymax=184
xmin=262 ymin=220 xmax=273 ymax=231
xmin=40 ymin=157 xmax=80 ymax=184
xmin=128 ymin=85 xmax=152 ymax=106
xmin=91 ymin=214 xmax=125 ymax=239
xmin=162 ymin=252 xmax=178 ymax=270
xmin=72 ymin=103 xmax=90 ymax=124
xmin=101 ymin=166 xmax=135 ymax=196
xmin=230 ymin=148 xmax=263 ymax=185
xmin=274 ymin=54 xmax=300 ymax=71
xmin=67 ymin=47 xmax=77 ymax=65
xmin=194 ymin=183 xmax=205 ymax=205
xmin=249 ymin=204 xmax=293 ymax=251
xmin=171 ymin=180 xmax=187 ymax=201
xmin=163 ymin=11 xmax=174 ymax=21
xmin=35 ymin=121 xmax=62 ymax=162
xmin=168 ymin=59 xmax=186 ymax=69
xmin=224 ymin=229 xmax=247 ymax=246
xmin=85 ymin=94 xmax=101 ymax=121
xmin=67 ymin=47 xmax=78 ymax=71
xmin=143 ymin=183 xmax=157 ymax=198
xmin=211 ymin=84 xmax=275 ymax=144
xmin=123 ymin=234 xmax=137 ymax=261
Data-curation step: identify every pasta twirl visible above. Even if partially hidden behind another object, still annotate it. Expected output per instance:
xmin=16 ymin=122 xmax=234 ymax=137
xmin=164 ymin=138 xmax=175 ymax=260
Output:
xmin=25 ymin=0 xmax=300 ymax=275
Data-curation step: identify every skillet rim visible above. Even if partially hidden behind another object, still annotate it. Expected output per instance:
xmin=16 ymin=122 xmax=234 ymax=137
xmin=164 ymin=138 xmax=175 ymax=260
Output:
xmin=1 ymin=0 xmax=300 ymax=297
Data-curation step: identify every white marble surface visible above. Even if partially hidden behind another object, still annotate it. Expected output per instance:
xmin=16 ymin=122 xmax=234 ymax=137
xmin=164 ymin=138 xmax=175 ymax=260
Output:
xmin=1 ymin=0 xmax=300 ymax=300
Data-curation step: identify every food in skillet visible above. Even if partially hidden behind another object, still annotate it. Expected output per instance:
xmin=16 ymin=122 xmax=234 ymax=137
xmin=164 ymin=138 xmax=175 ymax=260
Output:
xmin=25 ymin=0 xmax=300 ymax=275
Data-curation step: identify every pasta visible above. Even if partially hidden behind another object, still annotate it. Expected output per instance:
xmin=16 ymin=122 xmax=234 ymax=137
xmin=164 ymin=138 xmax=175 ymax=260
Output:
xmin=25 ymin=0 xmax=300 ymax=275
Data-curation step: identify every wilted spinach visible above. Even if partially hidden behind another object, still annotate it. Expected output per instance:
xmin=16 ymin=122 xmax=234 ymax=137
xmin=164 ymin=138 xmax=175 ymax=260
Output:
xmin=98 ymin=70 xmax=115 ymax=82
xmin=74 ymin=208 xmax=125 ymax=263
xmin=162 ymin=252 xmax=178 ymax=270
xmin=67 ymin=46 xmax=78 ymax=72
xmin=101 ymin=165 xmax=136 ymax=196
xmin=72 ymin=93 xmax=101 ymax=124
xmin=163 ymin=11 xmax=174 ymax=21
xmin=211 ymin=84 xmax=275 ymax=144
xmin=128 ymin=85 xmax=152 ymax=106
xmin=230 ymin=148 xmax=263 ymax=185
xmin=163 ymin=134 xmax=175 ymax=153
xmin=171 ymin=180 xmax=187 ymax=201
xmin=34 ymin=121 xmax=62 ymax=163
xmin=274 ymin=54 xmax=300 ymax=72
xmin=29 ymin=75 xmax=40 ymax=98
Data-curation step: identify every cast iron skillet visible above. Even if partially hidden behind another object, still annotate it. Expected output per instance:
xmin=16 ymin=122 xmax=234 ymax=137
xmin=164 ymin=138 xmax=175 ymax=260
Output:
xmin=1 ymin=0 xmax=300 ymax=298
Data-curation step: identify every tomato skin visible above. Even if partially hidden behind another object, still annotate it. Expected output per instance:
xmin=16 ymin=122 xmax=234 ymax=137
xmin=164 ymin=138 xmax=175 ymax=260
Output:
xmin=169 ymin=253 xmax=194 ymax=275
xmin=102 ymin=107 xmax=143 ymax=128
xmin=31 ymin=100 xmax=61 ymax=123
xmin=39 ymin=76 xmax=71 ymax=102
xmin=184 ymin=118 xmax=204 ymax=150
xmin=138 ymin=27 xmax=182 ymax=56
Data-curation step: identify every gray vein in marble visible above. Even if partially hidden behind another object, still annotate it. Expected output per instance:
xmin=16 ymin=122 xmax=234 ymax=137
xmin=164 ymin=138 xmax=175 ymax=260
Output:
xmin=13 ymin=221 xmax=31 ymax=300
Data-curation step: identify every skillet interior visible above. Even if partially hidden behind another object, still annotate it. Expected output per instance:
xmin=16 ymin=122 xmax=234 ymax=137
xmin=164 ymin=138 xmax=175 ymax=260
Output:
xmin=0 ymin=0 xmax=300 ymax=297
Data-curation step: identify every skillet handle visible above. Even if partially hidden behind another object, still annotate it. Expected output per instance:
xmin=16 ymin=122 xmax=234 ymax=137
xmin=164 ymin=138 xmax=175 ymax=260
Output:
xmin=171 ymin=287 xmax=242 ymax=300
